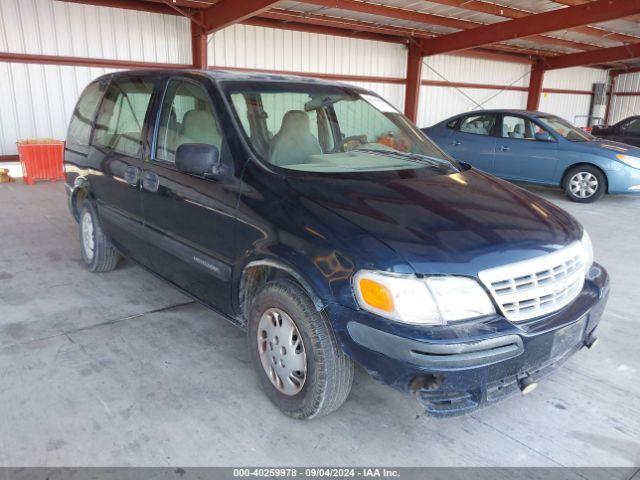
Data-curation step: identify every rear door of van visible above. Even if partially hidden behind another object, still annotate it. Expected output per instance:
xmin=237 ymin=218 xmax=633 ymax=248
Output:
xmin=87 ymin=74 xmax=159 ymax=266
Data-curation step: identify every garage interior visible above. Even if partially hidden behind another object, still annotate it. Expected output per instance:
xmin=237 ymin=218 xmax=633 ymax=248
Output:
xmin=1 ymin=0 xmax=640 ymax=468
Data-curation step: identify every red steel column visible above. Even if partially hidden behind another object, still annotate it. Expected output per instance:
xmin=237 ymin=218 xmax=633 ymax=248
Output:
xmin=527 ymin=59 xmax=545 ymax=110
xmin=404 ymin=42 xmax=423 ymax=123
xmin=191 ymin=19 xmax=208 ymax=69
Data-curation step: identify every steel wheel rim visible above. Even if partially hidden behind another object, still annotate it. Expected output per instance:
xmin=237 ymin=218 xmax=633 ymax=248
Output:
xmin=81 ymin=211 xmax=95 ymax=260
xmin=257 ymin=307 xmax=307 ymax=396
xmin=569 ymin=172 xmax=598 ymax=198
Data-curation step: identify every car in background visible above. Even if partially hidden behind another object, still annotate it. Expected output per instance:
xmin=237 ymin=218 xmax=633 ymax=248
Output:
xmin=423 ymin=109 xmax=640 ymax=202
xmin=591 ymin=115 xmax=640 ymax=147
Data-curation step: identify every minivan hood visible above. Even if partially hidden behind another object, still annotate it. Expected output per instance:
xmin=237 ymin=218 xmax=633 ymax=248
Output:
xmin=286 ymin=168 xmax=582 ymax=276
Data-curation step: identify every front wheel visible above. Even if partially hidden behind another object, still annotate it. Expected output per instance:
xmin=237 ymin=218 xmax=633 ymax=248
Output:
xmin=248 ymin=279 xmax=354 ymax=419
xmin=563 ymin=165 xmax=606 ymax=203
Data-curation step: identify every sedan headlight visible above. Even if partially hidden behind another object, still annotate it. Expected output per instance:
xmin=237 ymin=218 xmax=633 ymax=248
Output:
xmin=616 ymin=154 xmax=640 ymax=169
xmin=353 ymin=270 xmax=495 ymax=325
xmin=581 ymin=229 xmax=593 ymax=269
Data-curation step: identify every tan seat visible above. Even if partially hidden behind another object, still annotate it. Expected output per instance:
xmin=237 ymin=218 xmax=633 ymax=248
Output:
xmin=269 ymin=110 xmax=322 ymax=166
xmin=178 ymin=109 xmax=222 ymax=148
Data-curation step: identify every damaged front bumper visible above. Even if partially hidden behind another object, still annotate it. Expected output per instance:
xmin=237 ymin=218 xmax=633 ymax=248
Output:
xmin=327 ymin=263 xmax=609 ymax=417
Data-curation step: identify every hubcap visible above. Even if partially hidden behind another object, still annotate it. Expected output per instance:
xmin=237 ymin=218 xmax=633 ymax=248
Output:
xmin=257 ymin=308 xmax=307 ymax=396
xmin=81 ymin=211 xmax=95 ymax=260
xmin=569 ymin=172 xmax=598 ymax=198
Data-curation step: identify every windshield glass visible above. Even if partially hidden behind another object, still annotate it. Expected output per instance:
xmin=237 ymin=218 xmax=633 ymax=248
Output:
xmin=223 ymin=81 xmax=459 ymax=176
xmin=536 ymin=115 xmax=593 ymax=142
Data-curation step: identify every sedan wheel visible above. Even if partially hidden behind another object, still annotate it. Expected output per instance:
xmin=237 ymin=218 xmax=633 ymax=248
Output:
xmin=569 ymin=171 xmax=598 ymax=199
xmin=563 ymin=165 xmax=606 ymax=203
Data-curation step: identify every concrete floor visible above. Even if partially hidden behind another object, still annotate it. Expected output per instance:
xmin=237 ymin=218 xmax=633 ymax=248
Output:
xmin=0 ymin=181 xmax=639 ymax=467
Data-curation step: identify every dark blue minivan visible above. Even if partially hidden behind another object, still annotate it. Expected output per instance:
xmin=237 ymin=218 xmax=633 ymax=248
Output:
xmin=64 ymin=70 xmax=609 ymax=418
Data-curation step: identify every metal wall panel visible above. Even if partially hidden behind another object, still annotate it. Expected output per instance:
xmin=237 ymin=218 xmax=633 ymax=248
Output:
xmin=608 ymin=72 xmax=640 ymax=125
xmin=417 ymin=86 xmax=527 ymax=128
xmin=0 ymin=0 xmax=190 ymax=155
xmin=209 ymin=24 xmax=407 ymax=78
xmin=0 ymin=0 xmax=190 ymax=62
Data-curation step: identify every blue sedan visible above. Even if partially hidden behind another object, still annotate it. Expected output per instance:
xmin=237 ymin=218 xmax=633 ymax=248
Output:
xmin=423 ymin=109 xmax=640 ymax=202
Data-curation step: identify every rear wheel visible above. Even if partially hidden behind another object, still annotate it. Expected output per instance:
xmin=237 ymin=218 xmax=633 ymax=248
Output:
xmin=79 ymin=202 xmax=120 ymax=272
xmin=564 ymin=165 xmax=606 ymax=203
xmin=248 ymin=279 xmax=354 ymax=419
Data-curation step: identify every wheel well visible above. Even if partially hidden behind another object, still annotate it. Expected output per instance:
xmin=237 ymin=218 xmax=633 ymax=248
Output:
xmin=239 ymin=261 xmax=324 ymax=326
xmin=561 ymin=163 xmax=608 ymax=193
xmin=70 ymin=187 xmax=90 ymax=221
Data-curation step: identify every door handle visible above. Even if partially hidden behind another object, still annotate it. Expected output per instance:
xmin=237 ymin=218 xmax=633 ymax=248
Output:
xmin=141 ymin=170 xmax=160 ymax=193
xmin=123 ymin=165 xmax=140 ymax=186
xmin=452 ymin=140 xmax=461 ymax=146
xmin=500 ymin=145 xmax=510 ymax=152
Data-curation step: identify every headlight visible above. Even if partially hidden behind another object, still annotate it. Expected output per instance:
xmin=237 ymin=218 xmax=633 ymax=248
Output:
xmin=353 ymin=270 xmax=495 ymax=325
xmin=581 ymin=229 xmax=593 ymax=269
xmin=616 ymin=154 xmax=640 ymax=169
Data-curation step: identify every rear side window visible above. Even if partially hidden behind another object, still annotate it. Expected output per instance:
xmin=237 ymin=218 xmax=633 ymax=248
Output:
xmin=67 ymin=81 xmax=105 ymax=147
xmin=459 ymin=114 xmax=496 ymax=136
xmin=446 ymin=119 xmax=458 ymax=129
xmin=92 ymin=77 xmax=154 ymax=156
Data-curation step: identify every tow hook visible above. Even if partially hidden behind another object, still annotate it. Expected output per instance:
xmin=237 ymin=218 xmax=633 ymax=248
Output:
xmin=518 ymin=375 xmax=538 ymax=395
xmin=585 ymin=334 xmax=599 ymax=349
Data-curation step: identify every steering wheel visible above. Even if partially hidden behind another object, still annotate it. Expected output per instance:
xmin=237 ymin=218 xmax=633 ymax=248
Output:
xmin=338 ymin=135 xmax=367 ymax=152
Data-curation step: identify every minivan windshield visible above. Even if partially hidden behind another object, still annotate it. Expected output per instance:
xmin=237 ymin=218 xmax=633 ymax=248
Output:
xmin=535 ymin=114 xmax=593 ymax=142
xmin=223 ymin=82 xmax=459 ymax=175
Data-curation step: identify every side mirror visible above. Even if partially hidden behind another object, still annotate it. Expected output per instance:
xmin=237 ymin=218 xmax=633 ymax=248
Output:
xmin=535 ymin=132 xmax=554 ymax=142
xmin=175 ymin=143 xmax=228 ymax=180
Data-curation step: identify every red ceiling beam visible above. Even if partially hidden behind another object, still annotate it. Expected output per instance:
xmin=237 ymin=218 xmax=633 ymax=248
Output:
xmin=544 ymin=42 xmax=640 ymax=70
xmin=57 ymin=0 xmax=178 ymax=15
xmin=420 ymin=0 xmax=640 ymax=56
xmin=244 ymin=16 xmax=407 ymax=44
xmin=199 ymin=0 xmax=280 ymax=35
xmin=610 ymin=66 xmax=640 ymax=76
xmin=424 ymin=0 xmax=639 ymax=44
xmin=299 ymin=0 xmax=600 ymax=53
xmin=259 ymin=10 xmax=542 ymax=62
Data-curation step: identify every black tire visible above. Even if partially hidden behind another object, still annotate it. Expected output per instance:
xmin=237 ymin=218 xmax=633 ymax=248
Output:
xmin=78 ymin=202 xmax=120 ymax=272
xmin=248 ymin=279 xmax=354 ymax=419
xmin=563 ymin=165 xmax=606 ymax=203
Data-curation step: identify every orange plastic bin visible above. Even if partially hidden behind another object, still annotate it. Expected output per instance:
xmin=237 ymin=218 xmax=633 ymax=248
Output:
xmin=17 ymin=139 xmax=65 ymax=185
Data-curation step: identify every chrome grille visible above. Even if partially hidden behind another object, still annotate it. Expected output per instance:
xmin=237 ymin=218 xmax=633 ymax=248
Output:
xmin=478 ymin=242 xmax=586 ymax=322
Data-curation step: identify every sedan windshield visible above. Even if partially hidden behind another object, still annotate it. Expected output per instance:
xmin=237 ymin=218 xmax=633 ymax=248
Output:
xmin=536 ymin=114 xmax=593 ymax=142
xmin=223 ymin=82 xmax=459 ymax=176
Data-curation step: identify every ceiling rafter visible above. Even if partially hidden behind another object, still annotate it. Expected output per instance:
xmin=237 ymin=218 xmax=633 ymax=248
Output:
xmin=422 ymin=0 xmax=640 ymax=44
xmin=297 ymin=0 xmax=602 ymax=52
xmin=544 ymin=42 xmax=640 ymax=69
xmin=419 ymin=0 xmax=640 ymax=56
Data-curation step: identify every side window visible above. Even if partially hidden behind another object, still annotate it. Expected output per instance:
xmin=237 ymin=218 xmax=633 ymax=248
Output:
xmin=67 ymin=81 xmax=105 ymax=147
xmin=502 ymin=115 xmax=550 ymax=140
xmin=459 ymin=114 xmax=496 ymax=136
xmin=446 ymin=119 xmax=458 ymax=129
xmin=622 ymin=118 xmax=640 ymax=133
xmin=155 ymin=80 xmax=222 ymax=164
xmin=93 ymin=77 xmax=154 ymax=156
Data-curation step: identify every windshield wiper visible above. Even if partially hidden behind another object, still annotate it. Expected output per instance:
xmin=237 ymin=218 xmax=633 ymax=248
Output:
xmin=354 ymin=148 xmax=459 ymax=171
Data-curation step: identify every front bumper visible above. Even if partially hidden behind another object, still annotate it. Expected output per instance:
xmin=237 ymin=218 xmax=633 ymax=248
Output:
xmin=607 ymin=163 xmax=640 ymax=194
xmin=327 ymin=263 xmax=609 ymax=417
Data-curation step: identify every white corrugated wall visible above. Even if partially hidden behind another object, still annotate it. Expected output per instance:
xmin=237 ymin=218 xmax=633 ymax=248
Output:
xmin=0 ymin=0 xmax=190 ymax=156
xmin=208 ymin=24 xmax=407 ymax=110
xmin=608 ymin=72 xmax=640 ymax=125
xmin=417 ymin=55 xmax=530 ymax=127
xmin=540 ymin=67 xmax=608 ymax=125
